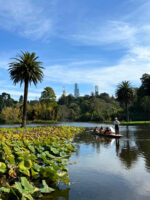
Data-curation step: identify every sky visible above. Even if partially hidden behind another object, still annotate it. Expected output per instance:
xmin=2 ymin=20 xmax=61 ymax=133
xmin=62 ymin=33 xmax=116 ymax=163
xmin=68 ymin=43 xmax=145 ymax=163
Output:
xmin=0 ymin=0 xmax=150 ymax=100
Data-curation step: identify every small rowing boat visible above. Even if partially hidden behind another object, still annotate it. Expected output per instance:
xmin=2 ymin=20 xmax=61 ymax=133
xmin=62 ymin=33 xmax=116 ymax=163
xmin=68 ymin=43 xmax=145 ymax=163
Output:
xmin=92 ymin=130 xmax=123 ymax=138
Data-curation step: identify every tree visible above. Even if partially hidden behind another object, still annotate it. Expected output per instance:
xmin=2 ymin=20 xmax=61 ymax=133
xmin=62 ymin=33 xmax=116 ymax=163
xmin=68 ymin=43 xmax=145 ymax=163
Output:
xmin=40 ymin=87 xmax=56 ymax=104
xmin=140 ymin=73 xmax=150 ymax=96
xmin=9 ymin=51 xmax=44 ymax=127
xmin=0 ymin=92 xmax=15 ymax=112
xmin=19 ymin=95 xmax=23 ymax=103
xmin=116 ymin=81 xmax=134 ymax=121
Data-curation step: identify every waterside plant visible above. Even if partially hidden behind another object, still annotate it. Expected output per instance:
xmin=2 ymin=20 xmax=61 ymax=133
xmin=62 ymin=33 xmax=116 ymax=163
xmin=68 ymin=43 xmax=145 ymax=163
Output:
xmin=0 ymin=126 xmax=84 ymax=199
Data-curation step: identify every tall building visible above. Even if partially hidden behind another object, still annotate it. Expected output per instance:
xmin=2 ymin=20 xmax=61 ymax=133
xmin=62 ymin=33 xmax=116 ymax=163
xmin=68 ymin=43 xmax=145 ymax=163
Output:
xmin=95 ymin=85 xmax=99 ymax=96
xmin=62 ymin=86 xmax=66 ymax=96
xmin=74 ymin=83 xmax=80 ymax=98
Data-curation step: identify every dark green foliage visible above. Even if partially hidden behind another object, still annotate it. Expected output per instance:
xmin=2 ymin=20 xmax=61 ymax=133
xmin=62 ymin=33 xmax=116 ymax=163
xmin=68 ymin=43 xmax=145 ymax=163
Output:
xmin=116 ymin=81 xmax=134 ymax=121
xmin=8 ymin=51 xmax=44 ymax=127
xmin=40 ymin=87 xmax=56 ymax=103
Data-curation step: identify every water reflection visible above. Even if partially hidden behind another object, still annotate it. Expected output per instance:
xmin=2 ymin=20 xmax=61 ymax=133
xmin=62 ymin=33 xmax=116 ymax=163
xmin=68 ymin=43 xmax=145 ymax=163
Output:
xmin=119 ymin=140 xmax=138 ymax=169
xmin=2 ymin=124 xmax=150 ymax=199
xmin=42 ymin=188 xmax=70 ymax=200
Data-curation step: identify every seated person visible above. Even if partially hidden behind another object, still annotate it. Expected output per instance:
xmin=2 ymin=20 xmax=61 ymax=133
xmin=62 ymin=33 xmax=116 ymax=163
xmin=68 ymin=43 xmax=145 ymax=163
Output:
xmin=100 ymin=126 xmax=104 ymax=133
xmin=104 ymin=127 xmax=111 ymax=134
xmin=94 ymin=127 xmax=98 ymax=132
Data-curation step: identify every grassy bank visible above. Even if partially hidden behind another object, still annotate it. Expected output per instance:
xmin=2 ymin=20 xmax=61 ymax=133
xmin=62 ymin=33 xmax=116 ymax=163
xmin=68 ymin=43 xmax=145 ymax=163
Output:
xmin=0 ymin=126 xmax=84 ymax=199
xmin=104 ymin=121 xmax=150 ymax=125
xmin=120 ymin=121 xmax=150 ymax=125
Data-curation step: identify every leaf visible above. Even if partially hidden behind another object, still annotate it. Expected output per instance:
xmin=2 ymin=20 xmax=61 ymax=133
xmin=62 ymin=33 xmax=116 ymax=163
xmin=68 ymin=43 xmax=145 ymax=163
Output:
xmin=19 ymin=160 xmax=32 ymax=170
xmin=40 ymin=180 xmax=55 ymax=193
xmin=14 ymin=182 xmax=24 ymax=193
xmin=32 ymin=163 xmax=41 ymax=172
xmin=31 ymin=168 xmax=38 ymax=178
xmin=21 ymin=177 xmax=35 ymax=193
xmin=0 ymin=162 xmax=6 ymax=173
xmin=3 ymin=145 xmax=12 ymax=154
xmin=0 ymin=187 xmax=10 ymax=193
xmin=19 ymin=169 xmax=30 ymax=176
xmin=6 ymin=154 xmax=15 ymax=164
xmin=50 ymin=147 xmax=59 ymax=155
xmin=9 ymin=168 xmax=16 ymax=178
xmin=60 ymin=151 xmax=67 ymax=157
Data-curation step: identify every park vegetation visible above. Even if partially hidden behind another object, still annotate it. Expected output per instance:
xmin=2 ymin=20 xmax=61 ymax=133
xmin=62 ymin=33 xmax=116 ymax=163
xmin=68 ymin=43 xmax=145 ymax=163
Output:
xmin=1 ymin=73 xmax=150 ymax=123
xmin=0 ymin=50 xmax=150 ymax=124
xmin=0 ymin=74 xmax=150 ymax=123
xmin=0 ymin=126 xmax=84 ymax=199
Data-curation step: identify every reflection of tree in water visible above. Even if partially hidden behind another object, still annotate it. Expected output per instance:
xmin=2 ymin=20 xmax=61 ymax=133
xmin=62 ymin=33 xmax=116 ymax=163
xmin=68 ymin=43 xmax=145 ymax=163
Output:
xmin=42 ymin=188 xmax=70 ymax=200
xmin=119 ymin=140 xmax=138 ymax=169
xmin=136 ymin=140 xmax=150 ymax=172
xmin=73 ymin=131 xmax=113 ymax=154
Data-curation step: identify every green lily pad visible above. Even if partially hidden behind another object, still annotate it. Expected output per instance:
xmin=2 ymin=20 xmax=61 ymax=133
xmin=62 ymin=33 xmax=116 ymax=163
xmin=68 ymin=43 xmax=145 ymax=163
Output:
xmin=0 ymin=162 xmax=6 ymax=173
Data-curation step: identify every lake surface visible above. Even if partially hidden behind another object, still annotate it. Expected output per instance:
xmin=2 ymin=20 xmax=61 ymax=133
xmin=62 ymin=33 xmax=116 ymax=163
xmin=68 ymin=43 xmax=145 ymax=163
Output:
xmin=1 ymin=122 xmax=150 ymax=200
xmin=45 ymin=124 xmax=150 ymax=200
xmin=0 ymin=121 xmax=113 ymax=128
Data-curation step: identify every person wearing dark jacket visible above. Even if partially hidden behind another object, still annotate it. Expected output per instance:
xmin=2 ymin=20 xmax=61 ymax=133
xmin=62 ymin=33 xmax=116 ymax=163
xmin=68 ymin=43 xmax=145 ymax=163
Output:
xmin=114 ymin=117 xmax=120 ymax=134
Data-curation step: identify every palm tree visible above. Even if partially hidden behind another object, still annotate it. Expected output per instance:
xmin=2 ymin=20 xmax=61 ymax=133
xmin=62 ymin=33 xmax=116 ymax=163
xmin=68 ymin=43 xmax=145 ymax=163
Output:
xmin=116 ymin=81 xmax=134 ymax=121
xmin=9 ymin=51 xmax=44 ymax=127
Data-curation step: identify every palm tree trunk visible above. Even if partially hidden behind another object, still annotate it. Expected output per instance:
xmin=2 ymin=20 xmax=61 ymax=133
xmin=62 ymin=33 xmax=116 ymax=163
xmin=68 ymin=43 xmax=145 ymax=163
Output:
xmin=22 ymin=80 xmax=28 ymax=127
xmin=126 ymin=103 xmax=129 ymax=122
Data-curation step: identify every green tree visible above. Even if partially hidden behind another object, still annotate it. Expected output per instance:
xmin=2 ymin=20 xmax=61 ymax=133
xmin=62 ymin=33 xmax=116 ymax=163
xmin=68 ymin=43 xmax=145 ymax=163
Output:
xmin=0 ymin=92 xmax=15 ymax=112
xmin=140 ymin=73 xmax=150 ymax=96
xmin=116 ymin=81 xmax=134 ymax=121
xmin=8 ymin=51 xmax=44 ymax=127
xmin=40 ymin=87 xmax=56 ymax=104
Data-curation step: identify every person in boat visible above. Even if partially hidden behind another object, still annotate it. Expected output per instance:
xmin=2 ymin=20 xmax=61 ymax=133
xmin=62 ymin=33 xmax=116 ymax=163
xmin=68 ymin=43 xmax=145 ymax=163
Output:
xmin=100 ymin=126 xmax=104 ymax=133
xmin=94 ymin=127 xmax=99 ymax=133
xmin=114 ymin=117 xmax=120 ymax=134
xmin=104 ymin=127 xmax=111 ymax=134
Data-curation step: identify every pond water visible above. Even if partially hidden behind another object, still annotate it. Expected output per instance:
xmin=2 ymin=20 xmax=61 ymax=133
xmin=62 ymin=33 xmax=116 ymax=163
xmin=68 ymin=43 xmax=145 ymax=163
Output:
xmin=0 ymin=121 xmax=112 ymax=128
xmin=1 ymin=123 xmax=150 ymax=200
xmin=45 ymin=125 xmax=150 ymax=200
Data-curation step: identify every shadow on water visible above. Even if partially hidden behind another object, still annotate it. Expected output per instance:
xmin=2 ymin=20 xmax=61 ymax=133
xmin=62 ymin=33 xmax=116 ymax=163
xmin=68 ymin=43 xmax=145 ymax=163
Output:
xmin=42 ymin=188 xmax=70 ymax=200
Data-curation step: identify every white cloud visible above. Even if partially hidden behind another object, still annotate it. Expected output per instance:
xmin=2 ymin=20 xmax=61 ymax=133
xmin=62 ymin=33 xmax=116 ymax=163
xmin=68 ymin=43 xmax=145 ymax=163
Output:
xmin=71 ymin=21 xmax=136 ymax=47
xmin=0 ymin=0 xmax=53 ymax=40
xmin=44 ymin=45 xmax=150 ymax=95
xmin=0 ymin=89 xmax=40 ymax=99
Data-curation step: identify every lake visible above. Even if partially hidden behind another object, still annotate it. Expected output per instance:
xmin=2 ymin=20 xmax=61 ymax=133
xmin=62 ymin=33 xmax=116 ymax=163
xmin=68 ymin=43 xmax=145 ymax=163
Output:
xmin=44 ymin=124 xmax=150 ymax=200
xmin=1 ymin=123 xmax=150 ymax=200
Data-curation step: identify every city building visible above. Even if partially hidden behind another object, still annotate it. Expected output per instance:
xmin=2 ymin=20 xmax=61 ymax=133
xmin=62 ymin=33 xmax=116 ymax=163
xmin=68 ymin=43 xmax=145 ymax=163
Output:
xmin=95 ymin=85 xmax=99 ymax=96
xmin=62 ymin=86 xmax=66 ymax=96
xmin=74 ymin=83 xmax=80 ymax=98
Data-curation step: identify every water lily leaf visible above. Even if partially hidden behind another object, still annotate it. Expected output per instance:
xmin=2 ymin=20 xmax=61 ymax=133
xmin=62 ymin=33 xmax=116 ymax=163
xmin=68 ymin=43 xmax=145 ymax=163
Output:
xmin=21 ymin=177 xmax=35 ymax=193
xmin=28 ymin=145 xmax=35 ymax=153
xmin=31 ymin=168 xmax=38 ymax=178
xmin=50 ymin=147 xmax=59 ymax=155
xmin=0 ymin=186 xmax=10 ymax=193
xmin=19 ymin=160 xmax=32 ymax=170
xmin=3 ymin=145 xmax=12 ymax=154
xmin=40 ymin=180 xmax=55 ymax=193
xmin=9 ymin=168 xmax=16 ymax=178
xmin=60 ymin=151 xmax=67 ymax=157
xmin=14 ymin=182 xmax=24 ymax=193
xmin=57 ymin=171 xmax=67 ymax=177
xmin=6 ymin=154 xmax=15 ymax=164
xmin=32 ymin=163 xmax=41 ymax=172
xmin=0 ymin=162 xmax=6 ymax=173
xmin=19 ymin=169 xmax=30 ymax=176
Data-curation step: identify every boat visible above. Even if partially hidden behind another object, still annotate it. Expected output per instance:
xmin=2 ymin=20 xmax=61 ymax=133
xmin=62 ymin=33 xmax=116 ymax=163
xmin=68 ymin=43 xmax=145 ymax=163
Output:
xmin=92 ymin=130 xmax=123 ymax=138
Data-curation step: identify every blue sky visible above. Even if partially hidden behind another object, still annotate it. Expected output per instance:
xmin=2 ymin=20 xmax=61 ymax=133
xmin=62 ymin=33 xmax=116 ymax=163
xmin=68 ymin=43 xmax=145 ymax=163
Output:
xmin=0 ymin=0 xmax=150 ymax=100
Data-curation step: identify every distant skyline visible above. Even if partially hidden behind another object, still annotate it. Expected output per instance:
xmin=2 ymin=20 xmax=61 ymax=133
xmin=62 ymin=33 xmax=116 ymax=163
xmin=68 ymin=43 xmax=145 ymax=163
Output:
xmin=0 ymin=0 xmax=150 ymax=100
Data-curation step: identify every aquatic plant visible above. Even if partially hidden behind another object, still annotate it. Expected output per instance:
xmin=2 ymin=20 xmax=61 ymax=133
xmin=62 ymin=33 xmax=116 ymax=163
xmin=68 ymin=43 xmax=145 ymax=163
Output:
xmin=0 ymin=126 xmax=84 ymax=199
